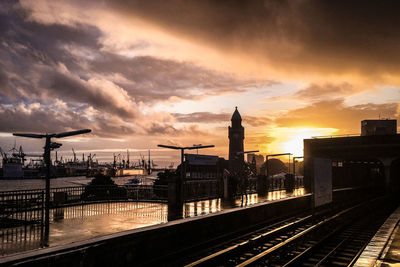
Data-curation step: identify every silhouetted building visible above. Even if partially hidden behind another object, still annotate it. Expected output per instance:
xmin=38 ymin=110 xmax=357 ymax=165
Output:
xmin=304 ymin=120 xmax=400 ymax=195
xmin=229 ymin=107 xmax=244 ymax=172
xmin=184 ymin=154 xmax=225 ymax=180
xmin=361 ymin=119 xmax=397 ymax=136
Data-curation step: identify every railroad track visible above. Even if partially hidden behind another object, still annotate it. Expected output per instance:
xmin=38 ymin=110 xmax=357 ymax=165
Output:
xmin=182 ymin=197 xmax=395 ymax=267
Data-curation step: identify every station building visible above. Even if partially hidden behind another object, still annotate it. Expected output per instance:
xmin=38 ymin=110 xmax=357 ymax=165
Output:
xmin=303 ymin=119 xmax=400 ymax=197
xmin=183 ymin=154 xmax=226 ymax=180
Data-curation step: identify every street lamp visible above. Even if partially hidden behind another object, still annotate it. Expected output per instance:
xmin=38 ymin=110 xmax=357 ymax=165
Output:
xmin=13 ymin=129 xmax=91 ymax=245
xmin=293 ymin=156 xmax=304 ymax=177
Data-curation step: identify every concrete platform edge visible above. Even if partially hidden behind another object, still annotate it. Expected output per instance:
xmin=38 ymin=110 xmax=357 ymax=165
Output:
xmin=354 ymin=205 xmax=400 ymax=267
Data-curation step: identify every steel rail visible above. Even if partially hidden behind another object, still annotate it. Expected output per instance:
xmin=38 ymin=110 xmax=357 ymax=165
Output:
xmin=185 ymin=215 xmax=312 ymax=267
xmin=236 ymin=203 xmax=364 ymax=267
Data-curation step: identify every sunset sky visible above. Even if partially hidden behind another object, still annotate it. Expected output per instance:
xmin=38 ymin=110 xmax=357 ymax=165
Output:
xmin=0 ymin=1 xmax=399 ymax=165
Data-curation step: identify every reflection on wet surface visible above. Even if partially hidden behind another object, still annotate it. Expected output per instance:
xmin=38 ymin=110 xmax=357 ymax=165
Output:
xmin=1 ymin=225 xmax=43 ymax=256
xmin=49 ymin=202 xmax=167 ymax=247
xmin=184 ymin=199 xmax=222 ymax=217
xmin=1 ymin=188 xmax=304 ymax=257
xmin=183 ymin=189 xmax=304 ymax=218
xmin=1 ymin=202 xmax=168 ymax=256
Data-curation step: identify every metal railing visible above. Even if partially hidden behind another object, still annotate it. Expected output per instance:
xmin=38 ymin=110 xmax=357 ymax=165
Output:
xmin=0 ymin=191 xmax=44 ymax=226
xmin=0 ymin=191 xmax=45 ymax=256
xmin=183 ymin=179 xmax=223 ymax=202
xmin=0 ymin=185 xmax=168 ymax=210
xmin=311 ymin=134 xmax=360 ymax=139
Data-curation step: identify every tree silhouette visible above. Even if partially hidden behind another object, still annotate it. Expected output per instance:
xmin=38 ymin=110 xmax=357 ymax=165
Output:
xmin=260 ymin=158 xmax=288 ymax=176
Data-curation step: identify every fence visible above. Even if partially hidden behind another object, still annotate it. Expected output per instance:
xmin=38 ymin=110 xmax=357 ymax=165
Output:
xmin=50 ymin=202 xmax=168 ymax=222
xmin=1 ymin=185 xmax=168 ymax=207
xmin=0 ymin=191 xmax=44 ymax=227
xmin=0 ymin=185 xmax=168 ymax=256
xmin=183 ymin=179 xmax=223 ymax=202
xmin=0 ymin=191 xmax=44 ymax=256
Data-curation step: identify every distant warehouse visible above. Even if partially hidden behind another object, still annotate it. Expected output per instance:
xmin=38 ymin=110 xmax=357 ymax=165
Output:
xmin=361 ymin=119 xmax=397 ymax=136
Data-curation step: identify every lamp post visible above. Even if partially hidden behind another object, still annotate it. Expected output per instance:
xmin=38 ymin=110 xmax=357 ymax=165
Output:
xmin=13 ymin=129 xmax=91 ymax=246
xmin=193 ymin=144 xmax=202 ymax=154
xmin=293 ymin=156 xmax=304 ymax=177
xmin=158 ymin=144 xmax=214 ymax=220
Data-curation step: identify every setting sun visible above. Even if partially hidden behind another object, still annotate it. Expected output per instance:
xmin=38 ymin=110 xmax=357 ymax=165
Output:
xmin=275 ymin=127 xmax=338 ymax=157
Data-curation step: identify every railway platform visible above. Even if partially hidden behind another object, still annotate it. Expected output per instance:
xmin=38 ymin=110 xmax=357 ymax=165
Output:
xmin=354 ymin=205 xmax=400 ymax=266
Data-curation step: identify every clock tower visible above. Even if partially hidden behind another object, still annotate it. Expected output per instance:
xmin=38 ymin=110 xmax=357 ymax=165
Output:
xmin=228 ymin=107 xmax=244 ymax=172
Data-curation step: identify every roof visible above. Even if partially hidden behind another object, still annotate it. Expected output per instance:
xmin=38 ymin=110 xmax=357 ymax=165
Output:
xmin=231 ymin=107 xmax=242 ymax=121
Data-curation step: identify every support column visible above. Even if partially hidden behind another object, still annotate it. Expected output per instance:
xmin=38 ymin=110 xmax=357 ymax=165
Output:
xmin=379 ymin=157 xmax=395 ymax=194
xmin=167 ymin=176 xmax=183 ymax=221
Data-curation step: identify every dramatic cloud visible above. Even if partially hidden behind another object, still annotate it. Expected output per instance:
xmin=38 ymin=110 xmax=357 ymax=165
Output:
xmin=88 ymin=54 xmax=270 ymax=103
xmin=275 ymin=99 xmax=400 ymax=134
xmin=1 ymin=1 xmax=399 ymax=162
xmin=0 ymin=1 xmax=271 ymax=140
xmin=104 ymin=0 xmax=400 ymax=83
xmin=294 ymin=83 xmax=357 ymax=100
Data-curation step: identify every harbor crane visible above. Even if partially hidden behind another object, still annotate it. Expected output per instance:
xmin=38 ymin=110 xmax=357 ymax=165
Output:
xmin=13 ymin=129 xmax=91 ymax=246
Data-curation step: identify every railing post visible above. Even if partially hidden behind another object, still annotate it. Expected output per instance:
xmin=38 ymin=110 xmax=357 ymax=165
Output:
xmin=256 ymin=175 xmax=267 ymax=196
xmin=167 ymin=176 xmax=183 ymax=221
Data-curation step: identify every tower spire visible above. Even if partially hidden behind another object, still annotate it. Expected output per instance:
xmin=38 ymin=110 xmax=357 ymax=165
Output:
xmin=228 ymin=107 xmax=245 ymax=171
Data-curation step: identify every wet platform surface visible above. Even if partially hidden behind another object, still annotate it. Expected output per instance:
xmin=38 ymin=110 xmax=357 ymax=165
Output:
xmin=1 ymin=188 xmax=304 ymax=257
xmin=354 ymin=205 xmax=400 ymax=267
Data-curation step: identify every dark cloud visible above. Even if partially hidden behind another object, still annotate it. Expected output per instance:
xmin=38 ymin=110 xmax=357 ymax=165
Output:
xmin=107 ymin=0 xmax=400 ymax=78
xmin=38 ymin=68 xmax=139 ymax=119
xmin=0 ymin=65 xmax=12 ymax=102
xmin=0 ymin=104 xmax=91 ymax=134
xmin=0 ymin=1 xmax=103 ymax=102
xmin=275 ymin=99 xmax=399 ymax=133
xmin=89 ymin=54 xmax=274 ymax=103
xmin=0 ymin=1 xmax=276 ymax=137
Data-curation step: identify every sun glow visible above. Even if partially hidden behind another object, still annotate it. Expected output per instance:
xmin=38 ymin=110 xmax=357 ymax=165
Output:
xmin=273 ymin=127 xmax=338 ymax=157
